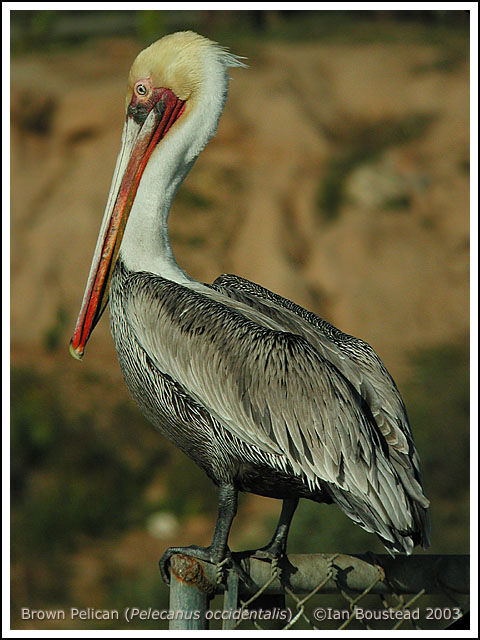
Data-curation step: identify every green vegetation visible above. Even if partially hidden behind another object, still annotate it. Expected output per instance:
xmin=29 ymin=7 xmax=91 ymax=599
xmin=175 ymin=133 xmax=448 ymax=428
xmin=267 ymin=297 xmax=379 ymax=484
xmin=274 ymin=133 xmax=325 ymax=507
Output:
xmin=10 ymin=10 xmax=469 ymax=55
xmin=175 ymin=186 xmax=213 ymax=211
xmin=169 ymin=230 xmax=207 ymax=248
xmin=12 ymin=370 xmax=161 ymax=553
xmin=316 ymin=113 xmax=435 ymax=221
xmin=382 ymin=194 xmax=412 ymax=211
xmin=43 ymin=306 xmax=68 ymax=352
xmin=410 ymin=48 xmax=467 ymax=74
xmin=403 ymin=341 xmax=469 ymax=552
xmin=136 ymin=10 xmax=167 ymax=46
xmin=459 ymin=157 xmax=470 ymax=175
xmin=10 ymin=366 xmax=218 ymax=624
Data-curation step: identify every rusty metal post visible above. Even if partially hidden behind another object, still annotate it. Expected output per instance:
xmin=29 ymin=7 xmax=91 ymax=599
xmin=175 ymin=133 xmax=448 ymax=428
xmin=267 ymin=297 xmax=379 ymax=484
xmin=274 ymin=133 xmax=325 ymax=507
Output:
xmin=168 ymin=554 xmax=215 ymax=630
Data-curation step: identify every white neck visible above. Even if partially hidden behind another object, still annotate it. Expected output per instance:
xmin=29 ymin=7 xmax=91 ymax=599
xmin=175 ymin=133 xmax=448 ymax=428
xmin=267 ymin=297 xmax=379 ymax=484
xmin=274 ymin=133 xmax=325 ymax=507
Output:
xmin=119 ymin=56 xmax=231 ymax=284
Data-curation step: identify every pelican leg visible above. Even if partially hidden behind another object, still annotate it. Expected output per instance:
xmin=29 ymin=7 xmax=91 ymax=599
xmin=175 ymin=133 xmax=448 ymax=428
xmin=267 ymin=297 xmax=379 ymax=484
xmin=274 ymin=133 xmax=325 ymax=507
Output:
xmin=159 ymin=483 xmax=241 ymax=585
xmin=252 ymin=497 xmax=299 ymax=559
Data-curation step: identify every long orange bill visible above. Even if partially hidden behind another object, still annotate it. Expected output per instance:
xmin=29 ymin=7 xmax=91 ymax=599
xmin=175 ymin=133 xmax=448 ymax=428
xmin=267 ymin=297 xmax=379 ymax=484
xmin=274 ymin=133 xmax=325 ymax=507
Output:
xmin=70 ymin=89 xmax=185 ymax=360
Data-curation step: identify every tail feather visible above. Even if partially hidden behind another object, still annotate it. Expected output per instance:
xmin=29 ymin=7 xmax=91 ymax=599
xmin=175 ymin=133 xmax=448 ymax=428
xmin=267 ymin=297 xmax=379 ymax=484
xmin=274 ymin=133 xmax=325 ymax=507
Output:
xmin=323 ymin=482 xmax=431 ymax=554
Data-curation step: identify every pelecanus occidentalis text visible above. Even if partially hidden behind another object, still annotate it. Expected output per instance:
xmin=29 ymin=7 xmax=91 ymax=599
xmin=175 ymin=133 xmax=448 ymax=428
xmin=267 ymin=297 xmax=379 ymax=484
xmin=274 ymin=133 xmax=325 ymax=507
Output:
xmin=70 ymin=31 xmax=430 ymax=582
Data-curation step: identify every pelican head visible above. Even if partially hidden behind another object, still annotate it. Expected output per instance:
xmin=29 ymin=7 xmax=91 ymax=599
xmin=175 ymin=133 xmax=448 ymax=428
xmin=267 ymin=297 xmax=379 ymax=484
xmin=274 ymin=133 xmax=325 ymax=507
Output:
xmin=70 ymin=32 xmax=245 ymax=360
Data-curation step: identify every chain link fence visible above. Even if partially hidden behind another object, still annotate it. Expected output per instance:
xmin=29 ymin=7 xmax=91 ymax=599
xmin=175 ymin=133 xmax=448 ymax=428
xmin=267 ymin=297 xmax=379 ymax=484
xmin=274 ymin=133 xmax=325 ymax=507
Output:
xmin=167 ymin=552 xmax=469 ymax=631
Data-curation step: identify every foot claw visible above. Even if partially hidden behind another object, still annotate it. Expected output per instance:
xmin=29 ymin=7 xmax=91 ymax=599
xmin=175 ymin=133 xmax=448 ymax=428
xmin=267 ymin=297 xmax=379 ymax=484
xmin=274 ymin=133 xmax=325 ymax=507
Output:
xmin=159 ymin=545 xmax=255 ymax=590
xmin=159 ymin=545 xmax=215 ymax=585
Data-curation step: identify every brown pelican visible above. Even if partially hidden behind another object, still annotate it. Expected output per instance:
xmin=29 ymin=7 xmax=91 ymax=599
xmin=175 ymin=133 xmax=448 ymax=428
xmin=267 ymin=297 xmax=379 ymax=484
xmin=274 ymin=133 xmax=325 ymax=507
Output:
xmin=70 ymin=31 xmax=430 ymax=583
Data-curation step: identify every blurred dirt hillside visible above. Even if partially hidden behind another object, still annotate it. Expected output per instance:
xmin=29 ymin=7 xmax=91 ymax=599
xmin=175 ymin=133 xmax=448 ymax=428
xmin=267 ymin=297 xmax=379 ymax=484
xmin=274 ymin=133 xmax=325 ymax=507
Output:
xmin=10 ymin=10 xmax=469 ymax=631
xmin=11 ymin=26 xmax=470 ymax=374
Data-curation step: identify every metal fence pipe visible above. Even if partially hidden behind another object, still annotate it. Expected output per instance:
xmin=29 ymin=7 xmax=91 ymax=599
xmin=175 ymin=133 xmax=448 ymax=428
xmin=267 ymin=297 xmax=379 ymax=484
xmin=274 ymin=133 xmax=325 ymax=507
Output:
xmin=186 ymin=553 xmax=469 ymax=597
xmin=166 ymin=552 xmax=469 ymax=631
xmin=168 ymin=554 xmax=214 ymax=630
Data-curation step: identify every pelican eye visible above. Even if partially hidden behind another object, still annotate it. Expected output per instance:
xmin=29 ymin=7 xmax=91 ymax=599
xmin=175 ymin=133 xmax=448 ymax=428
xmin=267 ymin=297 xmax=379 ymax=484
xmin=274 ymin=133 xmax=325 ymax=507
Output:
xmin=135 ymin=83 xmax=148 ymax=96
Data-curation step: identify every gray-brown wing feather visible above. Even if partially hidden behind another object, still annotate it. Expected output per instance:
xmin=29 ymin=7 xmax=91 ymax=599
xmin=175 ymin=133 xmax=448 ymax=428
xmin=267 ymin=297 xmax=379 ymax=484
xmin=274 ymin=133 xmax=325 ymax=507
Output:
xmin=123 ymin=272 xmax=429 ymax=550
xmin=211 ymin=274 xmax=428 ymax=508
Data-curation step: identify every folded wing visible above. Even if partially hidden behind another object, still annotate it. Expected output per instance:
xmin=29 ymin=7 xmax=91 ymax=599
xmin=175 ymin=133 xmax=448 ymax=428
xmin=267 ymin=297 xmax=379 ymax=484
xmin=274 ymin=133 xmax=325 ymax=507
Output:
xmin=124 ymin=272 xmax=430 ymax=552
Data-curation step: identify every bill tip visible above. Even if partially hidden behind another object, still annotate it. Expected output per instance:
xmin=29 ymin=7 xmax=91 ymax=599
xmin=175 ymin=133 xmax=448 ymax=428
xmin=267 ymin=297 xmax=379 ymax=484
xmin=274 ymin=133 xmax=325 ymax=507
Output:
xmin=69 ymin=340 xmax=84 ymax=361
